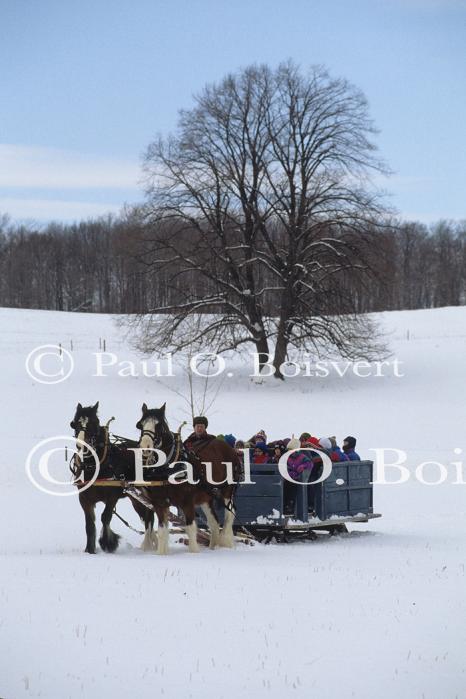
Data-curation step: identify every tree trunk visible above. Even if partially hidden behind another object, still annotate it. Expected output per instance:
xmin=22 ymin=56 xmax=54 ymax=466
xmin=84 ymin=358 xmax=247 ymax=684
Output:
xmin=254 ymin=336 xmax=271 ymax=373
xmin=272 ymin=331 xmax=287 ymax=380
xmin=273 ymin=314 xmax=293 ymax=380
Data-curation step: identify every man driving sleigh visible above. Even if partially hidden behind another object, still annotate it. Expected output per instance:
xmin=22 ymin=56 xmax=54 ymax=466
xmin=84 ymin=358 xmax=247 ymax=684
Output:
xmin=183 ymin=415 xmax=216 ymax=452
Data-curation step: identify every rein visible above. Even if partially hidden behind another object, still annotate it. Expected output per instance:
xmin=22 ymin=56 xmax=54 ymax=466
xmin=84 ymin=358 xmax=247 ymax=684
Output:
xmin=140 ymin=428 xmax=163 ymax=450
xmin=69 ymin=421 xmax=112 ymax=479
xmin=138 ymin=421 xmax=180 ymax=466
xmin=112 ymin=508 xmax=145 ymax=535
xmin=99 ymin=426 xmax=110 ymax=464
xmin=81 ymin=427 xmax=110 ymax=466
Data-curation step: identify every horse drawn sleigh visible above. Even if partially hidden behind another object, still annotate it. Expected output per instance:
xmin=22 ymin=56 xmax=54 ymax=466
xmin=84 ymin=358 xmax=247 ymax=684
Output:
xmin=70 ymin=402 xmax=381 ymax=553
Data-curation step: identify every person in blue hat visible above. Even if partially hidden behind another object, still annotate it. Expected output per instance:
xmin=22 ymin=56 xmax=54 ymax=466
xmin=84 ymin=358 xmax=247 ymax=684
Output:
xmin=342 ymin=436 xmax=360 ymax=461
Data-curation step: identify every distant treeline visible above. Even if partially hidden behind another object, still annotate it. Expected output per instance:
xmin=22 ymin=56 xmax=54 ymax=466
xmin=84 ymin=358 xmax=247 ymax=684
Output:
xmin=0 ymin=213 xmax=464 ymax=314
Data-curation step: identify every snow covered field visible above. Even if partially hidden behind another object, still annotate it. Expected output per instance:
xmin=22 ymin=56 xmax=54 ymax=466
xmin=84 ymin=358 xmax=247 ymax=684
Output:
xmin=1 ymin=305 xmax=465 ymax=699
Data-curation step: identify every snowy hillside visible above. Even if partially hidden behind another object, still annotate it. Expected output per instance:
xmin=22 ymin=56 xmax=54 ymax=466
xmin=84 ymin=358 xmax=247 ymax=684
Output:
xmin=1 ymin=305 xmax=465 ymax=699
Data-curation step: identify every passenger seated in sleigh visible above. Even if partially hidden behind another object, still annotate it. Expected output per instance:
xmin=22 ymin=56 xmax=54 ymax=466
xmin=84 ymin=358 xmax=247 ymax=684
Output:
xmin=282 ymin=436 xmax=314 ymax=515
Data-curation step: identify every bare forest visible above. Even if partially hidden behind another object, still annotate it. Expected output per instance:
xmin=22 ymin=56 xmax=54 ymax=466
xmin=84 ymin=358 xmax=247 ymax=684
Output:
xmin=1 ymin=213 xmax=464 ymax=315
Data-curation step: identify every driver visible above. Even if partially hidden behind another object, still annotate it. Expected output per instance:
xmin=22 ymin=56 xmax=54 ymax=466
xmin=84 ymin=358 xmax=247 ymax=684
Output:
xmin=184 ymin=416 xmax=216 ymax=451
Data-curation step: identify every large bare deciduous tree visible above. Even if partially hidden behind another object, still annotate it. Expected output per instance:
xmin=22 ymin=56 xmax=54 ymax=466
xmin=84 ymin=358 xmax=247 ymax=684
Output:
xmin=132 ymin=63 xmax=391 ymax=376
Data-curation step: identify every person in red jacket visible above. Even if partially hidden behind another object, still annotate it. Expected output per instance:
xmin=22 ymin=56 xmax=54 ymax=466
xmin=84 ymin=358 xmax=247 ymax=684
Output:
xmin=252 ymin=442 xmax=270 ymax=464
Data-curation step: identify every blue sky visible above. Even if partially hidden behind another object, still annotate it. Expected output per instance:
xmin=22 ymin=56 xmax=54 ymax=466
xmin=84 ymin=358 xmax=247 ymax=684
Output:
xmin=1 ymin=0 xmax=465 ymax=224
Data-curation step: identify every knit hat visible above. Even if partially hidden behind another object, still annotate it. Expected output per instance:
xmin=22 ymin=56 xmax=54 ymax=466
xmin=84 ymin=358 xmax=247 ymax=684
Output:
xmin=255 ymin=430 xmax=267 ymax=442
xmin=193 ymin=416 xmax=208 ymax=427
xmin=299 ymin=432 xmax=311 ymax=441
xmin=329 ymin=436 xmax=337 ymax=449
xmin=224 ymin=433 xmax=236 ymax=448
xmin=319 ymin=437 xmax=332 ymax=451
xmin=343 ymin=436 xmax=356 ymax=449
xmin=254 ymin=441 xmax=269 ymax=454
xmin=287 ymin=436 xmax=300 ymax=451
xmin=270 ymin=441 xmax=286 ymax=454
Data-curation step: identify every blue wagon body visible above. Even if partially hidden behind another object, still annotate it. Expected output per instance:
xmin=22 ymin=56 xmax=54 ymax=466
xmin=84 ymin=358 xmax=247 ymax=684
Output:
xmin=313 ymin=460 xmax=374 ymax=520
xmin=199 ymin=460 xmax=380 ymax=539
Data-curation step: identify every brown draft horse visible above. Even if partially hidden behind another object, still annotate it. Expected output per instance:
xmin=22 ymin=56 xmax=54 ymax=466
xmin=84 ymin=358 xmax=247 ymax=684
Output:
xmin=134 ymin=403 xmax=241 ymax=554
xmin=71 ymin=402 xmax=155 ymax=554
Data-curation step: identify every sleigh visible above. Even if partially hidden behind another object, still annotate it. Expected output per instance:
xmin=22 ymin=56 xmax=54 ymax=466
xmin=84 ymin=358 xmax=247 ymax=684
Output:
xmin=199 ymin=460 xmax=381 ymax=543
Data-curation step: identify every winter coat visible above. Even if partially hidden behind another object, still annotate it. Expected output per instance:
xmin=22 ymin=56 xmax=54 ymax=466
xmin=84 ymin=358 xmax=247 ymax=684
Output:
xmin=184 ymin=432 xmax=216 ymax=451
xmin=253 ymin=452 xmax=269 ymax=464
xmin=269 ymin=441 xmax=286 ymax=464
xmin=331 ymin=447 xmax=349 ymax=462
xmin=286 ymin=451 xmax=313 ymax=481
xmin=344 ymin=448 xmax=361 ymax=461
xmin=234 ymin=448 xmax=245 ymax=464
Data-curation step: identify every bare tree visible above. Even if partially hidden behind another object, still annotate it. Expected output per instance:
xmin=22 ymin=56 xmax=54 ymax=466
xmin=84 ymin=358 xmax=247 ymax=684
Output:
xmin=137 ymin=61 xmax=391 ymax=377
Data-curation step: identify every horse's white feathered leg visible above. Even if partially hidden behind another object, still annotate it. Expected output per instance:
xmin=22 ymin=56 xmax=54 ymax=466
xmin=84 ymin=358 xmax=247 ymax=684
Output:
xmin=186 ymin=521 xmax=200 ymax=553
xmin=141 ymin=524 xmax=157 ymax=552
xmin=157 ymin=522 xmax=170 ymax=555
xmin=201 ymin=504 xmax=220 ymax=549
xmin=219 ymin=498 xmax=235 ymax=548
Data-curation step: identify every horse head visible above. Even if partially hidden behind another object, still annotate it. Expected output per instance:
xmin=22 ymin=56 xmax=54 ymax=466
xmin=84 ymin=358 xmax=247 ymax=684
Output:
xmin=136 ymin=402 xmax=171 ymax=464
xmin=70 ymin=401 xmax=100 ymax=441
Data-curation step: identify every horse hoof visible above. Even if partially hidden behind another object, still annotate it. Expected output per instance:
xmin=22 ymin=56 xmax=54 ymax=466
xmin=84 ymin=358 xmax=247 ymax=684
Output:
xmin=99 ymin=533 xmax=120 ymax=553
xmin=141 ymin=533 xmax=158 ymax=552
xmin=140 ymin=543 xmax=157 ymax=552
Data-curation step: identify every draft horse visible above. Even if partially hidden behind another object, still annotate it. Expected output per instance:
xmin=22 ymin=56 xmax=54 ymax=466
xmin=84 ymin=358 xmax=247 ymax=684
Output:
xmin=70 ymin=402 xmax=155 ymax=554
xmin=135 ymin=403 xmax=241 ymax=554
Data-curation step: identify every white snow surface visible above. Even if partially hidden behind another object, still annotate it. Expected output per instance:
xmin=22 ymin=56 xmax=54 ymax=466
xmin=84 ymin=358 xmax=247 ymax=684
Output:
xmin=1 ymin=305 xmax=465 ymax=699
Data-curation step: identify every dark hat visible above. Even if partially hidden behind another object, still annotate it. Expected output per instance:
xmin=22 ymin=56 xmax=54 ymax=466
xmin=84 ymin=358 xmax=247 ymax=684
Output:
xmin=193 ymin=416 xmax=208 ymax=427
xmin=343 ymin=436 xmax=356 ymax=449
xmin=224 ymin=433 xmax=236 ymax=448
xmin=254 ymin=441 xmax=269 ymax=454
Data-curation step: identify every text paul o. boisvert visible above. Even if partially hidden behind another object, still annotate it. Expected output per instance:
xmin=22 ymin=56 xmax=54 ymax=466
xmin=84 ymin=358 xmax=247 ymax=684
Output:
xmin=92 ymin=352 xmax=404 ymax=379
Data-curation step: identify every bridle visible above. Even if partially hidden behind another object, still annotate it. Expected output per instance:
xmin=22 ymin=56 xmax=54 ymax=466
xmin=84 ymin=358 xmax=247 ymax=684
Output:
xmin=70 ymin=417 xmax=109 ymax=473
xmin=139 ymin=426 xmax=163 ymax=449
xmin=137 ymin=416 xmax=180 ymax=465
